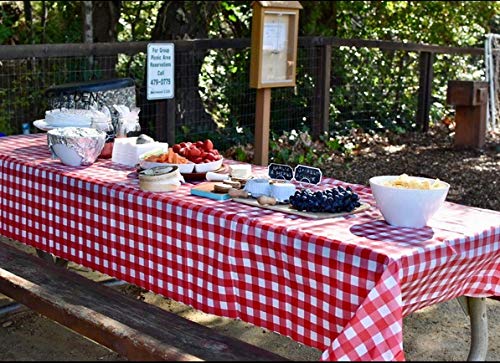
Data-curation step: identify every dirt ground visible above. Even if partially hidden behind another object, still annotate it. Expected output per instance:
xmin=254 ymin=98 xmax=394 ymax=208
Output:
xmin=0 ymin=126 xmax=499 ymax=361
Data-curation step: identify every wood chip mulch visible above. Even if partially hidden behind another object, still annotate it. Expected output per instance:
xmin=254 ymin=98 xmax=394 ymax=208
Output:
xmin=323 ymin=126 xmax=500 ymax=211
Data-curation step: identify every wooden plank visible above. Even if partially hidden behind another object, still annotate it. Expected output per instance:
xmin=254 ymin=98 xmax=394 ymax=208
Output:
xmin=0 ymin=36 xmax=486 ymax=61
xmin=0 ymin=39 xmax=251 ymax=60
xmin=301 ymin=36 xmax=485 ymax=56
xmin=0 ymin=240 xmax=287 ymax=361
xmin=232 ymin=197 xmax=370 ymax=219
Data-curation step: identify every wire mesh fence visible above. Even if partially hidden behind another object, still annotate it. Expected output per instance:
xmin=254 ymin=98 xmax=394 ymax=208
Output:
xmin=0 ymin=37 xmax=486 ymax=146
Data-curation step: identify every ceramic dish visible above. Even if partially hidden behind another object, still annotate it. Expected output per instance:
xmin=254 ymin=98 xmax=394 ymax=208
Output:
xmin=369 ymin=175 xmax=450 ymax=228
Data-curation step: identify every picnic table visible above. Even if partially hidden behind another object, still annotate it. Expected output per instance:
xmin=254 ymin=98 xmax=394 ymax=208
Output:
xmin=0 ymin=133 xmax=498 ymax=361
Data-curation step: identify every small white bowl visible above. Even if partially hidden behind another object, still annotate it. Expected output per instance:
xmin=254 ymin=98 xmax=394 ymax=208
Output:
xmin=270 ymin=182 xmax=296 ymax=203
xmin=193 ymin=158 xmax=223 ymax=173
xmin=244 ymin=178 xmax=271 ymax=198
xmin=369 ymin=175 xmax=450 ymax=228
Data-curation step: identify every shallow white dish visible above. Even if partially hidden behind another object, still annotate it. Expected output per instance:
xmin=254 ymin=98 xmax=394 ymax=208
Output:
xmin=193 ymin=158 xmax=224 ymax=173
xmin=369 ymin=175 xmax=450 ymax=228
xmin=34 ymin=119 xmax=92 ymax=131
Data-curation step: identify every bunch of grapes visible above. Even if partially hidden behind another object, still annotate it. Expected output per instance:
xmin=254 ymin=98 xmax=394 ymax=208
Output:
xmin=289 ymin=186 xmax=361 ymax=213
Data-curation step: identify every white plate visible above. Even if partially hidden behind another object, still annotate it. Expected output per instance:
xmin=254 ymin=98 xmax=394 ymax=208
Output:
xmin=193 ymin=158 xmax=224 ymax=173
xmin=140 ymin=160 xmax=195 ymax=173
xmin=33 ymin=119 xmax=92 ymax=131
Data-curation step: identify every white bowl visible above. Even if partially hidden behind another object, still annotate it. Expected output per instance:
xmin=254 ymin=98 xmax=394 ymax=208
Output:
xmin=140 ymin=160 xmax=195 ymax=173
xmin=51 ymin=144 xmax=84 ymax=166
xmin=369 ymin=175 xmax=450 ymax=228
xmin=193 ymin=157 xmax=223 ymax=173
xmin=47 ymin=127 xmax=106 ymax=166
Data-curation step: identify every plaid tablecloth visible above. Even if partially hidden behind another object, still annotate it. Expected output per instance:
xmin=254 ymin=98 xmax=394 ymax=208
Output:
xmin=0 ymin=134 xmax=498 ymax=361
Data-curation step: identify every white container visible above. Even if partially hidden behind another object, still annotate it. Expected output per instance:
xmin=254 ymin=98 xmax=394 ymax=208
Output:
xmin=244 ymin=178 xmax=271 ymax=198
xmin=51 ymin=144 xmax=84 ymax=166
xmin=369 ymin=175 xmax=450 ymax=228
xmin=112 ymin=137 xmax=168 ymax=167
xmin=270 ymin=182 xmax=296 ymax=203
xmin=229 ymin=164 xmax=252 ymax=179
xmin=138 ymin=165 xmax=184 ymax=192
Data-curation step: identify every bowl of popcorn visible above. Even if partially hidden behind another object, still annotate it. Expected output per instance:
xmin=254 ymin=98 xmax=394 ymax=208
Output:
xmin=369 ymin=174 xmax=450 ymax=228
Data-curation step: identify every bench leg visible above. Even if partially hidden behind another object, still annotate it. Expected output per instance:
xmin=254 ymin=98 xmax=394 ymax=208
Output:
xmin=35 ymin=249 xmax=68 ymax=268
xmin=465 ymin=297 xmax=488 ymax=361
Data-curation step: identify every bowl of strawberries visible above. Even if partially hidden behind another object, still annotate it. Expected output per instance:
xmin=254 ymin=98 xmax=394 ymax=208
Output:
xmin=139 ymin=139 xmax=223 ymax=174
xmin=172 ymin=139 xmax=223 ymax=173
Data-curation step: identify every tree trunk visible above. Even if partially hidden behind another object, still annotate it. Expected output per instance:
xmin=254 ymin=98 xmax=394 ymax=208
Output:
xmin=23 ymin=1 xmax=33 ymax=44
xmin=82 ymin=1 xmax=93 ymax=44
xmin=82 ymin=1 xmax=94 ymax=79
xmin=41 ymin=1 xmax=47 ymax=44
xmin=92 ymin=1 xmax=121 ymax=78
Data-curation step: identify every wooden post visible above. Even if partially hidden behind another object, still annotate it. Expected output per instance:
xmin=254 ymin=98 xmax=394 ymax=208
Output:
xmin=446 ymin=80 xmax=488 ymax=149
xmin=154 ymin=99 xmax=176 ymax=145
xmin=155 ymin=100 xmax=167 ymax=141
xmin=254 ymin=88 xmax=271 ymax=166
xmin=166 ymin=98 xmax=176 ymax=146
xmin=466 ymin=297 xmax=488 ymax=361
xmin=416 ymin=51 xmax=434 ymax=132
xmin=249 ymin=2 xmax=302 ymax=165
xmin=311 ymin=44 xmax=332 ymax=138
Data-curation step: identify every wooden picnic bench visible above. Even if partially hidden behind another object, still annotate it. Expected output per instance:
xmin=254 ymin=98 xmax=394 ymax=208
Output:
xmin=0 ymin=239 xmax=287 ymax=361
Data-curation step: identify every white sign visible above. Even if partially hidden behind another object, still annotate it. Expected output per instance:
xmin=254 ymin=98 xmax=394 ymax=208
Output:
xmin=147 ymin=43 xmax=174 ymax=100
xmin=263 ymin=21 xmax=287 ymax=52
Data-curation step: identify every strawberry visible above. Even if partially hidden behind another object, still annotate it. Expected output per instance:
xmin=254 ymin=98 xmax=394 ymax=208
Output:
xmin=204 ymin=139 xmax=214 ymax=151
xmin=189 ymin=147 xmax=202 ymax=157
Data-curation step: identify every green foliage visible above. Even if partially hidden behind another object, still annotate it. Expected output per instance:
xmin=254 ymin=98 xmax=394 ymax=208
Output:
xmin=268 ymin=128 xmax=351 ymax=167
xmin=178 ymin=114 xmax=254 ymax=153
xmin=118 ymin=1 xmax=162 ymax=42
xmin=302 ymin=1 xmax=499 ymax=46
xmin=298 ymin=1 xmax=499 ymax=136
xmin=0 ymin=2 xmax=21 ymax=44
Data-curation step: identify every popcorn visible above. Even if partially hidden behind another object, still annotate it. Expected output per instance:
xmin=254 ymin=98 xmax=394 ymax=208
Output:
xmin=384 ymin=174 xmax=444 ymax=190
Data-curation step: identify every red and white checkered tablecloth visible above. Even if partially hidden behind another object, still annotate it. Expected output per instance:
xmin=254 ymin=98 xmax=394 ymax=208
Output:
xmin=0 ymin=134 xmax=498 ymax=361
